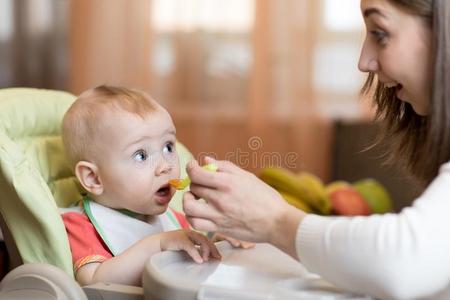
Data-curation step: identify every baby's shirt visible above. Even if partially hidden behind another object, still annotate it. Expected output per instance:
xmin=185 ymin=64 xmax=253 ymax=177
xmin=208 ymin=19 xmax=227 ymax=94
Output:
xmin=62 ymin=211 xmax=113 ymax=273
xmin=61 ymin=197 xmax=189 ymax=275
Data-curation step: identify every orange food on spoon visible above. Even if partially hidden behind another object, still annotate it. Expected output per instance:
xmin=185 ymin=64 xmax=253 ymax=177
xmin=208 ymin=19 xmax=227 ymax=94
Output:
xmin=169 ymin=163 xmax=218 ymax=190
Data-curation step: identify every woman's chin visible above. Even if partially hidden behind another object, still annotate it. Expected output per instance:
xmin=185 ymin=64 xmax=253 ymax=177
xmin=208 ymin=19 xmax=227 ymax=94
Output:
xmin=411 ymin=103 xmax=429 ymax=116
xmin=400 ymin=97 xmax=429 ymax=116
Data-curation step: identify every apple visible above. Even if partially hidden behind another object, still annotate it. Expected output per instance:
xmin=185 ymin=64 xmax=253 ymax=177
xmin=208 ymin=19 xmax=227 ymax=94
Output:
xmin=353 ymin=179 xmax=393 ymax=214
xmin=328 ymin=186 xmax=371 ymax=216
xmin=325 ymin=181 xmax=351 ymax=195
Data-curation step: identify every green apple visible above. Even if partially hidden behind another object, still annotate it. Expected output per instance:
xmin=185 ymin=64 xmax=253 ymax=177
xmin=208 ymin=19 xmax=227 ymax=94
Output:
xmin=353 ymin=179 xmax=393 ymax=214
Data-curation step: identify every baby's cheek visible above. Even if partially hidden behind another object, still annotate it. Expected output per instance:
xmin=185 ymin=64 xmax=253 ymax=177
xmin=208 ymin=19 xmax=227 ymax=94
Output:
xmin=174 ymin=156 xmax=181 ymax=178
xmin=174 ymin=167 xmax=181 ymax=178
xmin=129 ymin=177 xmax=152 ymax=196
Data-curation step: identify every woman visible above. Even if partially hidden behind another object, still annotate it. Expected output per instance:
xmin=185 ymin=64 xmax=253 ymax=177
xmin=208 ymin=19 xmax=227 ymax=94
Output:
xmin=182 ymin=0 xmax=450 ymax=299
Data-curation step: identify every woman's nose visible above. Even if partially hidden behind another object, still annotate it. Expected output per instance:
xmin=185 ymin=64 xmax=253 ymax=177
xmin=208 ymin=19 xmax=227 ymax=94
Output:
xmin=358 ymin=40 xmax=379 ymax=73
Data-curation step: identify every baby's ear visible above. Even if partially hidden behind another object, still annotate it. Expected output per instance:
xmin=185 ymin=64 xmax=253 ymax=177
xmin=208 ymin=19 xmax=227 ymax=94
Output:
xmin=75 ymin=161 xmax=103 ymax=195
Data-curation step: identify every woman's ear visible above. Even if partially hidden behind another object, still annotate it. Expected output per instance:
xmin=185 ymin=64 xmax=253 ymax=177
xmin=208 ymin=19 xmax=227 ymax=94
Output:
xmin=75 ymin=161 xmax=103 ymax=195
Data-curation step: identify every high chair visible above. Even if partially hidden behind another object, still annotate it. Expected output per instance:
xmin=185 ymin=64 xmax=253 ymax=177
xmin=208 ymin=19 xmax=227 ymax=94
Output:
xmin=0 ymin=88 xmax=192 ymax=299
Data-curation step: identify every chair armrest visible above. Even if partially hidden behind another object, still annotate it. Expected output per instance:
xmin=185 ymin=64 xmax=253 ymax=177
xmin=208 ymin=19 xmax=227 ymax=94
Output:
xmin=0 ymin=263 xmax=87 ymax=300
xmin=83 ymin=282 xmax=143 ymax=300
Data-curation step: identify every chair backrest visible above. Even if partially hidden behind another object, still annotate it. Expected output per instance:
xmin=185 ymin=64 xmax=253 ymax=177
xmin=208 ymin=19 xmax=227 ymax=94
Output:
xmin=0 ymin=88 xmax=193 ymax=277
xmin=0 ymin=88 xmax=77 ymax=276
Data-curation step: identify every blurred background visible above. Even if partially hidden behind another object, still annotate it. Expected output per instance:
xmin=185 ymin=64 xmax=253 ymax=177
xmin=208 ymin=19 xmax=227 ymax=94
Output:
xmin=0 ymin=0 xmax=421 ymax=209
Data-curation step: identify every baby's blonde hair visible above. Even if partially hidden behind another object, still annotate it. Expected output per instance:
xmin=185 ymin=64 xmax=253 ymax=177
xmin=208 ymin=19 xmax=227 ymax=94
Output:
xmin=62 ymin=85 xmax=157 ymax=167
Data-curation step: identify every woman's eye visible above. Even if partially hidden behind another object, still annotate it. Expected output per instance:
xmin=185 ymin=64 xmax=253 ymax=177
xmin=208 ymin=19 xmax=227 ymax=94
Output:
xmin=163 ymin=142 xmax=175 ymax=154
xmin=133 ymin=150 xmax=148 ymax=162
xmin=370 ymin=30 xmax=387 ymax=44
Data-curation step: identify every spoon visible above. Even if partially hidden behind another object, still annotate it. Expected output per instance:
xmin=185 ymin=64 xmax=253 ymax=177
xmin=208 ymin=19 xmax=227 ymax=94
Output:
xmin=169 ymin=163 xmax=218 ymax=190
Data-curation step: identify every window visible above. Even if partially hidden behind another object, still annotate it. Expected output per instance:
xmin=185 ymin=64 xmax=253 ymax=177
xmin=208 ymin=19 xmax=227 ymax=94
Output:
xmin=150 ymin=0 xmax=255 ymax=112
xmin=313 ymin=0 xmax=366 ymax=118
xmin=0 ymin=0 xmax=13 ymax=41
xmin=151 ymin=0 xmax=254 ymax=33
xmin=0 ymin=0 xmax=13 ymax=86
xmin=323 ymin=0 xmax=362 ymax=31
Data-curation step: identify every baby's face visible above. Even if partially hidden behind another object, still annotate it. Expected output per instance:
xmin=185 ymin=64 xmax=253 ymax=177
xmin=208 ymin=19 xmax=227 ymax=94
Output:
xmin=93 ymin=107 xmax=180 ymax=215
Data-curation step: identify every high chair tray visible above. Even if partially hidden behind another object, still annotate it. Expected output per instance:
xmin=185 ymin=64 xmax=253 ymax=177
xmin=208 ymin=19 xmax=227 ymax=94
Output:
xmin=143 ymin=241 xmax=371 ymax=300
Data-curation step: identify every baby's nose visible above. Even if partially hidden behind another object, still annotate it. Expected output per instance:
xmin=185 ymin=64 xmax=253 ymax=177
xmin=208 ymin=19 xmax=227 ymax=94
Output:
xmin=155 ymin=160 xmax=173 ymax=176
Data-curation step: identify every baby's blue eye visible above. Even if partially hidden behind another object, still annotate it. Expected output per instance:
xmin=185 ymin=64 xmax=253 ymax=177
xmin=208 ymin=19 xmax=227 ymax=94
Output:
xmin=163 ymin=142 xmax=175 ymax=154
xmin=133 ymin=150 xmax=148 ymax=162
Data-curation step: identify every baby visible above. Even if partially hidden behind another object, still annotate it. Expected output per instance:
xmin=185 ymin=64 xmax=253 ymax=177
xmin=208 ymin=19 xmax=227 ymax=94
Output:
xmin=61 ymin=85 xmax=223 ymax=286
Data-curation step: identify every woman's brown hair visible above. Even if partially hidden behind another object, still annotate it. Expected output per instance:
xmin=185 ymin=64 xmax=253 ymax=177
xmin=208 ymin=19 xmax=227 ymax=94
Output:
xmin=362 ymin=0 xmax=450 ymax=185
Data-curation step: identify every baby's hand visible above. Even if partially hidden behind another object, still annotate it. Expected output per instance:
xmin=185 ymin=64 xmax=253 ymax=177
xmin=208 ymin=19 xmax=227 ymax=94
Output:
xmin=160 ymin=229 xmax=221 ymax=263
xmin=211 ymin=233 xmax=255 ymax=249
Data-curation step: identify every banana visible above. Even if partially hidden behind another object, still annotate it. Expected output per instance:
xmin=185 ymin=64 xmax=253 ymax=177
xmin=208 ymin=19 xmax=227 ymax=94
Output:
xmin=259 ymin=167 xmax=331 ymax=215
xmin=279 ymin=191 xmax=313 ymax=213
xmin=297 ymin=172 xmax=332 ymax=214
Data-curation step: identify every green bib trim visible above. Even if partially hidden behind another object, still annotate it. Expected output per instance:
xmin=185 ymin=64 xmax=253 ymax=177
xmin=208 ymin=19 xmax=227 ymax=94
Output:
xmin=82 ymin=196 xmax=117 ymax=255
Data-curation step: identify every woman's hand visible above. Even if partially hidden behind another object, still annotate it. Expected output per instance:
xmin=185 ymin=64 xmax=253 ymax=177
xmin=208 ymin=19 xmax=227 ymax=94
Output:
xmin=182 ymin=158 xmax=307 ymax=258
xmin=159 ymin=229 xmax=221 ymax=263
xmin=211 ymin=232 xmax=255 ymax=249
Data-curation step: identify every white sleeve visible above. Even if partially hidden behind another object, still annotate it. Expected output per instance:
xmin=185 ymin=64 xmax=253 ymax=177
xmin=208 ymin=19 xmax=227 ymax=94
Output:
xmin=296 ymin=162 xmax=450 ymax=300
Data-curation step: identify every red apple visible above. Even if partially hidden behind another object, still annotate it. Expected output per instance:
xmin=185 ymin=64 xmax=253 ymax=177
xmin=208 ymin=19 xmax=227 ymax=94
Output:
xmin=328 ymin=187 xmax=371 ymax=216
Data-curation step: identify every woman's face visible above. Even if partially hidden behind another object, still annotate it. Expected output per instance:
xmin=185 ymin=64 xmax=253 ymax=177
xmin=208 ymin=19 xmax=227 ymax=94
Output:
xmin=358 ymin=0 xmax=433 ymax=116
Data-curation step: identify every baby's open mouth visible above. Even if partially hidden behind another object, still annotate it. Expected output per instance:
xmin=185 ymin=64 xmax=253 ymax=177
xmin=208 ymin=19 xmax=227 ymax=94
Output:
xmin=156 ymin=184 xmax=171 ymax=197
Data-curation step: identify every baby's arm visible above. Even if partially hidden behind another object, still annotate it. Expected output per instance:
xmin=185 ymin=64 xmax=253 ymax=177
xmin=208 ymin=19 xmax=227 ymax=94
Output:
xmin=76 ymin=229 xmax=221 ymax=286
xmin=76 ymin=233 xmax=162 ymax=286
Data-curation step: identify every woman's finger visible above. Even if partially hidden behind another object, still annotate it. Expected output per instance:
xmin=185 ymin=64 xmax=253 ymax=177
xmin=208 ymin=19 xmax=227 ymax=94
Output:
xmin=240 ymin=241 xmax=256 ymax=249
xmin=187 ymin=160 xmax=232 ymax=189
xmin=183 ymin=192 xmax=221 ymax=220
xmin=203 ymin=157 xmax=243 ymax=175
xmin=189 ymin=184 xmax=222 ymax=203
xmin=186 ymin=216 xmax=218 ymax=232
xmin=224 ymin=236 xmax=241 ymax=247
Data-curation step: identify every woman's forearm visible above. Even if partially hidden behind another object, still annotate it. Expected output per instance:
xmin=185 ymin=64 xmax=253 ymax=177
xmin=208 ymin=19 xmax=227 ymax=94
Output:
xmin=269 ymin=203 xmax=306 ymax=260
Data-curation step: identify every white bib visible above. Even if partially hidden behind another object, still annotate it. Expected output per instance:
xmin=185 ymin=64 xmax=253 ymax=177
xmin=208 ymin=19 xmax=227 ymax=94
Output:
xmin=81 ymin=198 xmax=181 ymax=256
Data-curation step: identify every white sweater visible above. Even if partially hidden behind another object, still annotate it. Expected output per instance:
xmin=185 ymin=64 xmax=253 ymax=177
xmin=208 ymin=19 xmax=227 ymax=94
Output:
xmin=296 ymin=162 xmax=450 ymax=300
